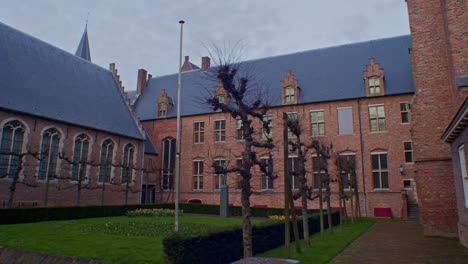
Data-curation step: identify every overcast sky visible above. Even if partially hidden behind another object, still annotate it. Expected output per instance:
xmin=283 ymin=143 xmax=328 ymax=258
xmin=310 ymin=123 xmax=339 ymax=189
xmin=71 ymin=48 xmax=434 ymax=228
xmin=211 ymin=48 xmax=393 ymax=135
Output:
xmin=1 ymin=0 xmax=410 ymax=90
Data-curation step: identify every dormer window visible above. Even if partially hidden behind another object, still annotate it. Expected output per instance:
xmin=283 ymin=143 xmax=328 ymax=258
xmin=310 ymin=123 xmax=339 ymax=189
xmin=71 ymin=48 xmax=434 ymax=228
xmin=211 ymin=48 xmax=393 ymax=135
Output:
xmin=285 ymin=87 xmax=295 ymax=104
xmin=217 ymin=96 xmax=225 ymax=104
xmin=281 ymin=70 xmax=299 ymax=105
xmin=364 ymin=58 xmax=385 ymax=96
xmin=159 ymin=103 xmax=167 ymax=118
xmin=368 ymin=77 xmax=381 ymax=95
xmin=157 ymin=89 xmax=172 ymax=118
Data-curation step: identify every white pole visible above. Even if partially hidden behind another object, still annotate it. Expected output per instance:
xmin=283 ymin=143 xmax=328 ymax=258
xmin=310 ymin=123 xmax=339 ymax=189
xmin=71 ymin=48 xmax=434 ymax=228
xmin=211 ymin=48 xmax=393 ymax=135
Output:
xmin=175 ymin=20 xmax=184 ymax=232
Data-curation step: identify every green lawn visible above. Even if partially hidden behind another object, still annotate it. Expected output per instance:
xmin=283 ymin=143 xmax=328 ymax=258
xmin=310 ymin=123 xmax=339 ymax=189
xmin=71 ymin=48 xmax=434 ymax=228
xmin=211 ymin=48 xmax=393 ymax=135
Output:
xmin=0 ymin=215 xmax=258 ymax=263
xmin=258 ymin=219 xmax=375 ymax=263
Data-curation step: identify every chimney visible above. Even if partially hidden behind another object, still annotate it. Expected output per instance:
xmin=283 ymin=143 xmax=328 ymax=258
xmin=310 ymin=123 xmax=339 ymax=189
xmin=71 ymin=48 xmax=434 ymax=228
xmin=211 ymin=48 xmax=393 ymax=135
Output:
xmin=136 ymin=69 xmax=148 ymax=96
xmin=201 ymin=56 xmax=211 ymax=71
xmin=181 ymin=55 xmax=192 ymax=72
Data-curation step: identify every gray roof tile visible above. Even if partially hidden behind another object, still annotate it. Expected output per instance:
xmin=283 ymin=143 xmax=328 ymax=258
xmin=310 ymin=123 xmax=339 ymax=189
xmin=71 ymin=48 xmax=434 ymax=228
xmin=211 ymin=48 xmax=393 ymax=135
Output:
xmin=0 ymin=22 xmax=144 ymax=140
xmin=135 ymin=35 xmax=414 ymax=121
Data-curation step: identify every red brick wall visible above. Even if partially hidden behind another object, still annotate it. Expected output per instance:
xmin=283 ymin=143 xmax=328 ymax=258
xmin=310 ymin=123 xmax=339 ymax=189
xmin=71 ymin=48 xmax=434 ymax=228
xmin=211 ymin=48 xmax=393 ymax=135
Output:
xmin=143 ymin=94 xmax=414 ymax=218
xmin=0 ymin=110 xmax=146 ymax=207
xmin=407 ymin=0 xmax=464 ymax=236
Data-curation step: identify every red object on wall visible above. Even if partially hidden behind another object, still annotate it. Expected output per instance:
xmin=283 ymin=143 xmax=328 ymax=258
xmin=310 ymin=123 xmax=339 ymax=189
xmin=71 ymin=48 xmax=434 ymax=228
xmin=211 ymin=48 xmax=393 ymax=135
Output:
xmin=374 ymin=208 xmax=392 ymax=218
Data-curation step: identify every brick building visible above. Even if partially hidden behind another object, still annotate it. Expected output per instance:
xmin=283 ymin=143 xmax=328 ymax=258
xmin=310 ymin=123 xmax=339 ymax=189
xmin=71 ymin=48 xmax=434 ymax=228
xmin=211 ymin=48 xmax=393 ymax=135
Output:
xmin=0 ymin=22 xmax=158 ymax=207
xmin=134 ymin=36 xmax=416 ymax=218
xmin=406 ymin=0 xmax=467 ymax=242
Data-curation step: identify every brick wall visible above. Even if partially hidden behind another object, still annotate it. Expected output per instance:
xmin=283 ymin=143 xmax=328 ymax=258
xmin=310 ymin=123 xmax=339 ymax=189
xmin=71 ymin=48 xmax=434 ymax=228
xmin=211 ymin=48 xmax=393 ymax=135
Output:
xmin=406 ymin=0 xmax=465 ymax=236
xmin=143 ymin=93 xmax=414 ymax=218
xmin=0 ymin=110 xmax=146 ymax=207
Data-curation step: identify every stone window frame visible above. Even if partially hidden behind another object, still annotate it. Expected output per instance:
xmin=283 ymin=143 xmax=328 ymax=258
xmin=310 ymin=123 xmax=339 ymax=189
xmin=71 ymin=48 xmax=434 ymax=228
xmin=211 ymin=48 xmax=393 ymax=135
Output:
xmin=121 ymin=143 xmax=135 ymax=185
xmin=338 ymin=152 xmax=356 ymax=191
xmin=281 ymin=70 xmax=300 ymax=105
xmin=193 ymin=121 xmax=205 ymax=144
xmin=98 ymin=139 xmax=115 ymax=184
xmin=404 ymin=141 xmax=413 ymax=163
xmin=213 ymin=158 xmax=226 ymax=190
xmin=400 ymin=102 xmax=410 ymax=124
xmin=71 ymin=133 xmax=91 ymax=182
xmin=214 ymin=119 xmax=226 ymax=143
xmin=38 ymin=127 xmax=63 ymax=182
xmin=371 ymin=152 xmax=389 ymax=190
xmin=310 ymin=110 xmax=325 ymax=137
xmin=260 ymin=156 xmax=274 ymax=191
xmin=161 ymin=137 xmax=176 ymax=191
xmin=0 ymin=120 xmax=27 ymax=180
xmin=364 ymin=58 xmax=385 ymax=96
xmin=193 ymin=160 xmax=204 ymax=191
xmin=368 ymin=104 xmax=387 ymax=132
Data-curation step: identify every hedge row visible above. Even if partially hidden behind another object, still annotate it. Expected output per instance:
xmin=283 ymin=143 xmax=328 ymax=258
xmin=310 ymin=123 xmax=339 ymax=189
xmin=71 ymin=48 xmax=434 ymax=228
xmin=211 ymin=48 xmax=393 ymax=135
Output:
xmin=163 ymin=211 xmax=341 ymax=264
xmin=0 ymin=203 xmax=319 ymax=224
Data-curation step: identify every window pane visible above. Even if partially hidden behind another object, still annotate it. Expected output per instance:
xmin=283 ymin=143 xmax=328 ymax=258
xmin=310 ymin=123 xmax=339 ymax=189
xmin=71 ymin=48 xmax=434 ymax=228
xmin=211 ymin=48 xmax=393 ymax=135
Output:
xmin=402 ymin=112 xmax=409 ymax=123
xmin=404 ymin=142 xmax=412 ymax=150
xmin=373 ymin=172 xmax=381 ymax=188
xmin=372 ymin=155 xmax=379 ymax=170
xmin=380 ymin=154 xmax=388 ymax=169
xmin=405 ymin=152 xmax=413 ymax=163
xmin=382 ymin=172 xmax=389 ymax=188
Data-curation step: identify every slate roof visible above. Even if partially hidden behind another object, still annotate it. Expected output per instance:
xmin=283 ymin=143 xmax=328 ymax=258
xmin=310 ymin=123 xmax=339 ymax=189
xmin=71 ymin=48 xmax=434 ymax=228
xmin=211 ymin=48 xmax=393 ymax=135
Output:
xmin=144 ymin=133 xmax=158 ymax=155
xmin=135 ymin=35 xmax=414 ymax=121
xmin=75 ymin=26 xmax=91 ymax=61
xmin=0 ymin=22 xmax=144 ymax=140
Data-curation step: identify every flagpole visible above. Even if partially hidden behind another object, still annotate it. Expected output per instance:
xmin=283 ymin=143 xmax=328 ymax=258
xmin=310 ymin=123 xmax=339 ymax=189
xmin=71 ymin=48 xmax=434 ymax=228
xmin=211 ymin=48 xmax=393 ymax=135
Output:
xmin=175 ymin=20 xmax=184 ymax=232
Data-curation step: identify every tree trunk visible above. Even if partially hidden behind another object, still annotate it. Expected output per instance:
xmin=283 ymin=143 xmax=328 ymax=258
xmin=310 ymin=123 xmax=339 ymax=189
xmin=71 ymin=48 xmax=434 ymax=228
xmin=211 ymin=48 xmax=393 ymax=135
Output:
xmin=288 ymin=193 xmax=301 ymax=253
xmin=241 ymin=178 xmax=253 ymax=257
xmin=283 ymin=113 xmax=291 ymax=257
xmin=301 ymin=196 xmax=310 ymax=247
xmin=318 ymin=155 xmax=325 ymax=240
xmin=326 ymin=188 xmax=333 ymax=234
xmin=350 ymin=193 xmax=355 ymax=224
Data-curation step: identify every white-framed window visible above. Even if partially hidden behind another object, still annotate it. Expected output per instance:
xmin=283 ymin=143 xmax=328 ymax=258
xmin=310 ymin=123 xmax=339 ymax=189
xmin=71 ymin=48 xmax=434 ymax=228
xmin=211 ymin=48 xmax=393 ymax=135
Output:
xmin=38 ymin=128 xmax=61 ymax=181
xmin=287 ymin=112 xmax=298 ymax=138
xmin=159 ymin=103 xmax=167 ymax=118
xmin=285 ymin=87 xmax=295 ymax=104
xmin=214 ymin=119 xmax=226 ymax=142
xmin=262 ymin=115 xmax=273 ymax=140
xmin=0 ymin=120 xmax=26 ymax=179
xmin=368 ymin=77 xmax=381 ymax=95
xmin=287 ymin=156 xmax=299 ymax=190
xmin=214 ymin=159 xmax=226 ymax=190
xmin=193 ymin=160 xmax=203 ymax=191
xmin=372 ymin=152 xmax=388 ymax=189
xmin=337 ymin=107 xmax=353 ymax=135
xmin=71 ymin=134 xmax=90 ymax=181
xmin=369 ymin=105 xmax=386 ymax=132
xmin=311 ymin=110 xmax=325 ymax=136
xmin=458 ymin=145 xmax=468 ymax=208
xmin=193 ymin=121 xmax=204 ymax=144
xmin=312 ymin=155 xmax=327 ymax=189
xmin=162 ymin=138 xmax=175 ymax=190
xmin=400 ymin=102 xmax=410 ymax=123
xmin=404 ymin=141 xmax=413 ymax=163
xmin=261 ymin=157 xmax=274 ymax=190
xmin=98 ymin=139 xmax=114 ymax=183
xmin=121 ymin=144 xmax=135 ymax=184
xmin=237 ymin=119 xmax=244 ymax=141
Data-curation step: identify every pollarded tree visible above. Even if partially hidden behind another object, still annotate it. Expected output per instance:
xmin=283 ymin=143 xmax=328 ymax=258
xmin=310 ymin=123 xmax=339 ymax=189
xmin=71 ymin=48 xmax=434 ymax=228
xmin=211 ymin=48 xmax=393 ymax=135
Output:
xmin=207 ymin=61 xmax=274 ymax=258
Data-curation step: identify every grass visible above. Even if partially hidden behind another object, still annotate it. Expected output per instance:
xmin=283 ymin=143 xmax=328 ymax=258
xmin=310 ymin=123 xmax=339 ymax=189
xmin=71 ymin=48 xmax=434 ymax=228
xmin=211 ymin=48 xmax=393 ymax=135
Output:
xmin=0 ymin=214 xmax=264 ymax=263
xmin=258 ymin=219 xmax=376 ymax=263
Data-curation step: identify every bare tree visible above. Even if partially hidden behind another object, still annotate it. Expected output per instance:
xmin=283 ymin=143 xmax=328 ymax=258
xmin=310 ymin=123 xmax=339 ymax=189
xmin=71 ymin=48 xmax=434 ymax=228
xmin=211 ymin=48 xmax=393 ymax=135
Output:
xmin=207 ymin=56 xmax=274 ymax=257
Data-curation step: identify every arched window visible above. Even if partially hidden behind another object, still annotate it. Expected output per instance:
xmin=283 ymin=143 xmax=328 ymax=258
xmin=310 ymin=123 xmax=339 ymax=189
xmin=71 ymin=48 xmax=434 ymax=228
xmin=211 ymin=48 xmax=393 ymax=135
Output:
xmin=0 ymin=120 xmax=26 ymax=179
xmin=99 ymin=139 xmax=114 ymax=183
xmin=38 ymin=128 xmax=61 ymax=180
xmin=162 ymin=138 xmax=176 ymax=190
xmin=121 ymin=144 xmax=135 ymax=184
xmin=71 ymin=134 xmax=90 ymax=181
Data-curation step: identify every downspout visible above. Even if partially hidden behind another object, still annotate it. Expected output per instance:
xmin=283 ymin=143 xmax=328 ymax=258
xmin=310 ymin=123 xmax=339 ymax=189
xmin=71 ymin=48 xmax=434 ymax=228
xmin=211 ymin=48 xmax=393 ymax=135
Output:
xmin=139 ymin=141 xmax=144 ymax=204
xmin=358 ymin=98 xmax=368 ymax=216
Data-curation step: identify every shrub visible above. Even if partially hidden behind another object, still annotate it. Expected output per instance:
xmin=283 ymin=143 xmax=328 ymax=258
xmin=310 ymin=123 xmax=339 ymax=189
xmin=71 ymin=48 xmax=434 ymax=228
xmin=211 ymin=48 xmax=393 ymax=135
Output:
xmin=163 ymin=211 xmax=340 ymax=264
xmin=127 ymin=208 xmax=183 ymax=217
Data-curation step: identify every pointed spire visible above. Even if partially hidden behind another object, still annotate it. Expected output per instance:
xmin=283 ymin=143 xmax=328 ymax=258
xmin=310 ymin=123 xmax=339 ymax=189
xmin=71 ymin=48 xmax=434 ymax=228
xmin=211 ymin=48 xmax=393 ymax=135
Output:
xmin=75 ymin=22 xmax=91 ymax=62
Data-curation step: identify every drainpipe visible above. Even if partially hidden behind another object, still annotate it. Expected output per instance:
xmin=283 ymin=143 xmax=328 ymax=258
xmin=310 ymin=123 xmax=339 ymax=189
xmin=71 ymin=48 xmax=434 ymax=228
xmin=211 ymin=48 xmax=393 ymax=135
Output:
xmin=139 ymin=141 xmax=144 ymax=204
xmin=358 ymin=98 xmax=368 ymax=217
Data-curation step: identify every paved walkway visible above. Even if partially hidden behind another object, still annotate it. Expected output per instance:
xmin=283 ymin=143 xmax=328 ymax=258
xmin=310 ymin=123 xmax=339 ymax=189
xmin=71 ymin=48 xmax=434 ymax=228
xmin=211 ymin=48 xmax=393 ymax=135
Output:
xmin=331 ymin=220 xmax=468 ymax=264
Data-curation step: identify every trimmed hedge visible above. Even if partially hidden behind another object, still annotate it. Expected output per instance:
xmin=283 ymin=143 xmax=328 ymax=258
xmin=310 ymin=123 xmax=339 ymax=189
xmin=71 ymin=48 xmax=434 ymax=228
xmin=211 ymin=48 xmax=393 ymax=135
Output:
xmin=163 ymin=211 xmax=340 ymax=264
xmin=0 ymin=203 xmax=319 ymax=224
